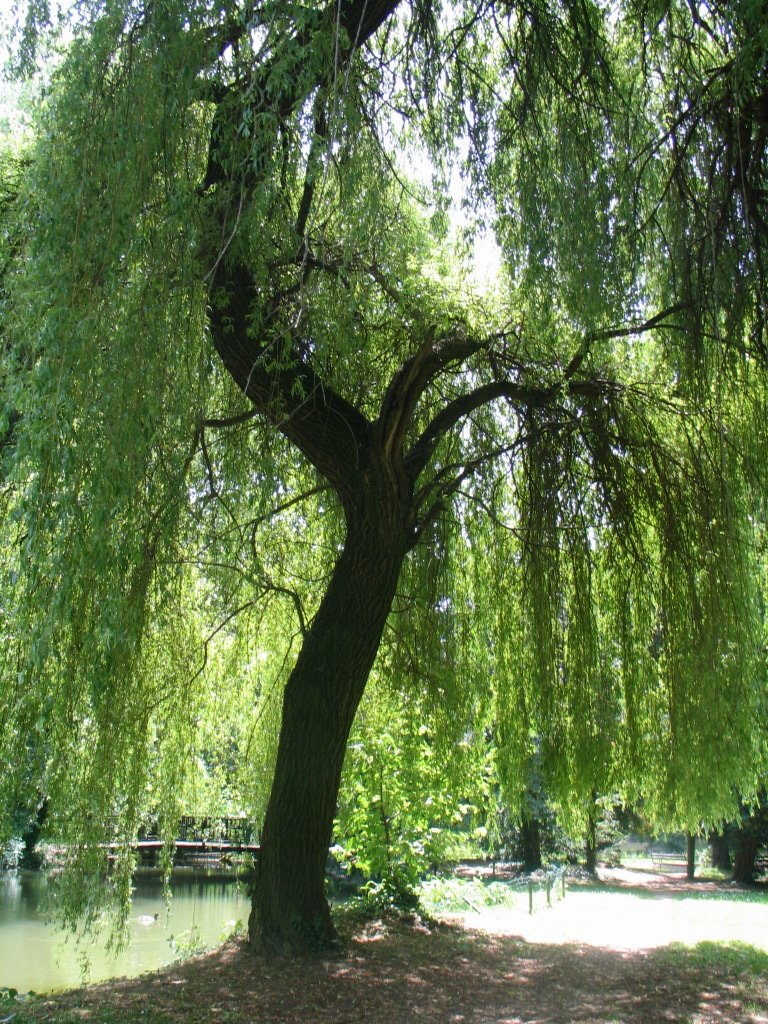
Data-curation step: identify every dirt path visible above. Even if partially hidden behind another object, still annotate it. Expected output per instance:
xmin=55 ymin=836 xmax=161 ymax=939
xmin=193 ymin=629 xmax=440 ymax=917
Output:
xmin=449 ymin=867 xmax=768 ymax=952
xmin=13 ymin=868 xmax=768 ymax=1024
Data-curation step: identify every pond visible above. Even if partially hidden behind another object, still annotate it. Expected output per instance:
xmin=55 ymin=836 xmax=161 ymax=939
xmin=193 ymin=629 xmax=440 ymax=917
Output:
xmin=0 ymin=868 xmax=251 ymax=994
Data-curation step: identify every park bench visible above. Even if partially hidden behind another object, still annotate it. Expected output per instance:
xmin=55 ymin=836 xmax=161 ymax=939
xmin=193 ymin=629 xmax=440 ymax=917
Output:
xmin=650 ymin=849 xmax=685 ymax=870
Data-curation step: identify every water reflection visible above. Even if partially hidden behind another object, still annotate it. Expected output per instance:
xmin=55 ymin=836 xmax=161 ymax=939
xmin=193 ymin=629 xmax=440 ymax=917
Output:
xmin=0 ymin=869 xmax=251 ymax=994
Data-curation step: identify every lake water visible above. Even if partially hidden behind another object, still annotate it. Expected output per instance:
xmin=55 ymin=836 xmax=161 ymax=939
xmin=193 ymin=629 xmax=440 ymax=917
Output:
xmin=0 ymin=869 xmax=251 ymax=994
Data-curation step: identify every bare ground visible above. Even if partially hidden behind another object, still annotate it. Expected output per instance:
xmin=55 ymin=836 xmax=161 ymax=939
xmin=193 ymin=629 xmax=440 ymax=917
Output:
xmin=13 ymin=868 xmax=768 ymax=1024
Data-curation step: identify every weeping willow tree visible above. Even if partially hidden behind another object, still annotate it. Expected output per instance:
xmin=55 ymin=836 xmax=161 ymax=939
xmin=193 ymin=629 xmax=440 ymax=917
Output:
xmin=0 ymin=0 xmax=766 ymax=954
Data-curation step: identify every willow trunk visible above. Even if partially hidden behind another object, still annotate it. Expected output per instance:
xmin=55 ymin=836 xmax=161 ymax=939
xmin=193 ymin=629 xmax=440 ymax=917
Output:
xmin=248 ymin=490 xmax=408 ymax=954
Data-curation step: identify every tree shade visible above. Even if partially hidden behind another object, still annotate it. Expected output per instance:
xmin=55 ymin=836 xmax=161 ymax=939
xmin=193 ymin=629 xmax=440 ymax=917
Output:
xmin=0 ymin=0 xmax=766 ymax=953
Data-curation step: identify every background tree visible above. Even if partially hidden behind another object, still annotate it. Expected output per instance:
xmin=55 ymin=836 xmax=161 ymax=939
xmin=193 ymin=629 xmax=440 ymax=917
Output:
xmin=709 ymin=829 xmax=732 ymax=872
xmin=686 ymin=832 xmax=697 ymax=881
xmin=0 ymin=0 xmax=766 ymax=955
xmin=710 ymin=789 xmax=768 ymax=883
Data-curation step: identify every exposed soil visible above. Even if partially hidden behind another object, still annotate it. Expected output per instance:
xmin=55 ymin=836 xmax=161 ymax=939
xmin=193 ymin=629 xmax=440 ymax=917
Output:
xmin=12 ymin=868 xmax=768 ymax=1024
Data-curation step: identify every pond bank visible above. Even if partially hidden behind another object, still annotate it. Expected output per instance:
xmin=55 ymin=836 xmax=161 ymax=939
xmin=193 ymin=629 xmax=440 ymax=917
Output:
xmin=0 ymin=869 xmax=250 ymax=994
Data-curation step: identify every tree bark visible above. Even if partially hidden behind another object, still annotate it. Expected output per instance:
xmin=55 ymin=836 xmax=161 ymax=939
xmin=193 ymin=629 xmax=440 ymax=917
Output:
xmin=709 ymin=830 xmax=731 ymax=870
xmin=732 ymin=835 xmax=759 ymax=883
xmin=21 ymin=797 xmax=48 ymax=869
xmin=519 ymin=815 xmax=542 ymax=872
xmin=248 ymin=463 xmax=410 ymax=954
xmin=686 ymin=831 xmax=696 ymax=880
xmin=585 ymin=815 xmax=597 ymax=875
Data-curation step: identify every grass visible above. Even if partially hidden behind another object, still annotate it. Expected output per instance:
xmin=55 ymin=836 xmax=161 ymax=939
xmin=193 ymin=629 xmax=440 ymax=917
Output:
xmin=417 ymin=872 xmax=567 ymax=915
xmin=663 ymin=886 xmax=768 ymax=903
xmin=575 ymin=875 xmax=768 ymax=903
xmin=418 ymin=875 xmax=526 ymax=913
xmin=658 ymin=940 xmax=768 ymax=975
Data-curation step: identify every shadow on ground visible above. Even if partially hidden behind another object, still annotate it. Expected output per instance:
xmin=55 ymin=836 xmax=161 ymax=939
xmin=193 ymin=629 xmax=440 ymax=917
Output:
xmin=20 ymin=918 xmax=768 ymax=1024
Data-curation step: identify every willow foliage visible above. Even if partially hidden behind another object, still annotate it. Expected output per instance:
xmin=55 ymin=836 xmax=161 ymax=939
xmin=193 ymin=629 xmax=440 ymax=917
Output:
xmin=0 ymin=0 xmax=766 ymax=936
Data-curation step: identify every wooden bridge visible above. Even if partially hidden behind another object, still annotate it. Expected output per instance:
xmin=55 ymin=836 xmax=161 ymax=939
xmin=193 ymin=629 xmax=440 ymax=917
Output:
xmin=110 ymin=816 xmax=261 ymax=861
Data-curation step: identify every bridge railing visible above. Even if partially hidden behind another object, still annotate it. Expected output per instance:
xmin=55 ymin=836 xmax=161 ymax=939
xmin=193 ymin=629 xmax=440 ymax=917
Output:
xmin=136 ymin=816 xmax=258 ymax=848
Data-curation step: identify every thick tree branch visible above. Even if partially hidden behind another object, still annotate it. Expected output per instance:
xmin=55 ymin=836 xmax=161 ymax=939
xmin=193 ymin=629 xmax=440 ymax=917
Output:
xmin=405 ymin=379 xmax=554 ymax=483
xmin=376 ymin=328 xmax=487 ymax=464
xmin=208 ymin=263 xmax=371 ymax=495
xmin=563 ymin=303 xmax=691 ymax=381
xmin=403 ymin=305 xmax=688 ymax=492
xmin=205 ymin=0 xmax=404 ymax=500
xmin=204 ymin=0 xmax=402 ymax=197
xmin=295 ymin=95 xmax=329 ymax=251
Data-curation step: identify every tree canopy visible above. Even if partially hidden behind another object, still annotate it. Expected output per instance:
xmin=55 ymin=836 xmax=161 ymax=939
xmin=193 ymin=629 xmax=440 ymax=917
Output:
xmin=0 ymin=0 xmax=766 ymax=952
